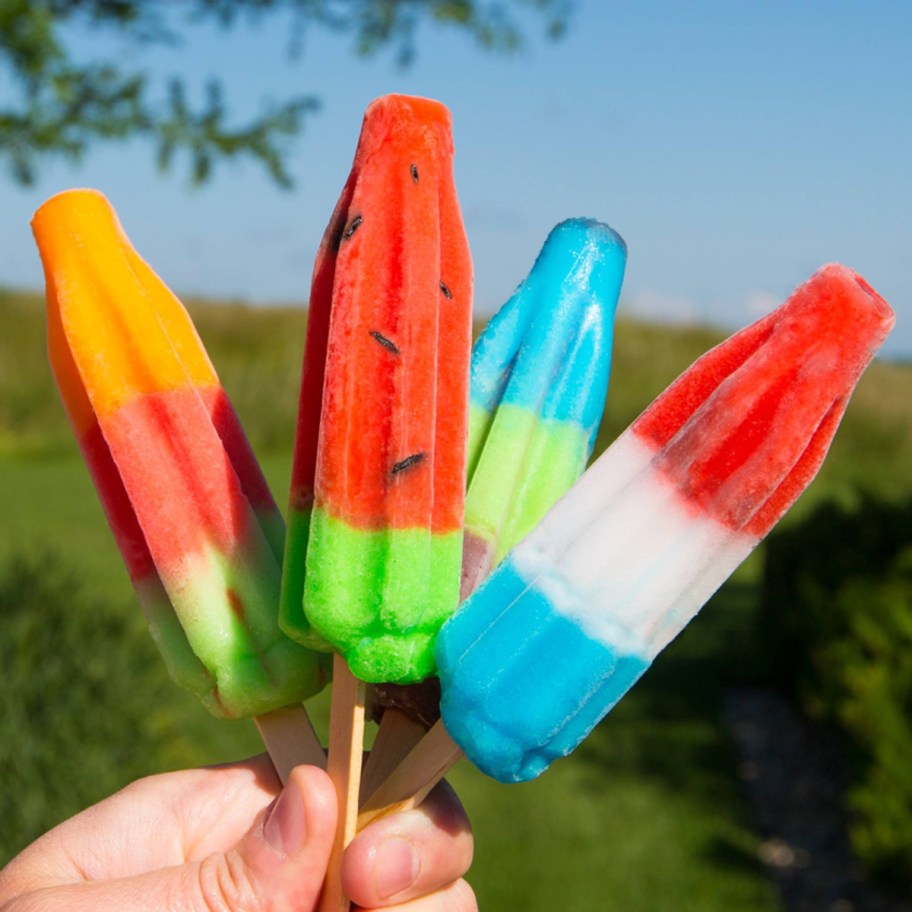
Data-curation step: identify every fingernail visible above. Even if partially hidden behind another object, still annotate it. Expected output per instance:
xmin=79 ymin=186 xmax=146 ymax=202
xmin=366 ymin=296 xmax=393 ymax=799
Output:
xmin=263 ymin=783 xmax=307 ymax=856
xmin=374 ymin=836 xmax=420 ymax=899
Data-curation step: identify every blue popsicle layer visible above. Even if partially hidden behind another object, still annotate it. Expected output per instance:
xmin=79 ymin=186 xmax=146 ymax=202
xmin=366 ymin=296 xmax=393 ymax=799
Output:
xmin=468 ymin=218 xmax=626 ymax=450
xmin=437 ymin=557 xmax=649 ymax=783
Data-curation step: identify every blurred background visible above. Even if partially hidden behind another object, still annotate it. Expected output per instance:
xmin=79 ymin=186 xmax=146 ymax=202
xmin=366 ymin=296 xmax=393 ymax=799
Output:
xmin=1 ymin=2 xmax=910 ymax=908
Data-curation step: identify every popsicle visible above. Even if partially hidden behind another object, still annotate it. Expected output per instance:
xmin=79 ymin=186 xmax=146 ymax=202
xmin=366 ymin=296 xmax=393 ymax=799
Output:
xmin=276 ymin=94 xmax=472 ymax=911
xmin=280 ymin=94 xmax=473 ymax=686
xmin=461 ymin=217 xmax=627 ymax=598
xmin=33 ymin=189 xmax=327 ymax=773
xmin=360 ymin=263 xmax=894 ymax=819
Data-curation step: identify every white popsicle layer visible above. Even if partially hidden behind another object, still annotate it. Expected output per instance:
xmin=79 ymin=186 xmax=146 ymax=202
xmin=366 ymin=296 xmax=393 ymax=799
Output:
xmin=512 ymin=430 xmax=756 ymax=660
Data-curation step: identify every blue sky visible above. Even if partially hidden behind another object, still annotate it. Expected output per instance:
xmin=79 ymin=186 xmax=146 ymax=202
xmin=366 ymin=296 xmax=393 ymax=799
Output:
xmin=1 ymin=0 xmax=909 ymax=358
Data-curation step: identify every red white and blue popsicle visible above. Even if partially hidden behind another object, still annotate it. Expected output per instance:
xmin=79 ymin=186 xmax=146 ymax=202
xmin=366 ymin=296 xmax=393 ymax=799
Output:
xmin=360 ymin=264 xmax=894 ymax=823
xmin=435 ymin=263 xmax=894 ymax=782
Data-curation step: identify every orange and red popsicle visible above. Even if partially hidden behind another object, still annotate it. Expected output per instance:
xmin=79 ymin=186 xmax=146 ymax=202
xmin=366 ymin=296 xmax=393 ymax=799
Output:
xmin=33 ymin=189 xmax=326 ymax=721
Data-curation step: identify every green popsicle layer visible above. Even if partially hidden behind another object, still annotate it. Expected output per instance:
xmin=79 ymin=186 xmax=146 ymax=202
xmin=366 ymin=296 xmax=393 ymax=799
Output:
xmin=299 ymin=510 xmax=463 ymax=683
xmin=137 ymin=541 xmax=328 ymax=719
xmin=466 ymin=402 xmax=591 ymax=564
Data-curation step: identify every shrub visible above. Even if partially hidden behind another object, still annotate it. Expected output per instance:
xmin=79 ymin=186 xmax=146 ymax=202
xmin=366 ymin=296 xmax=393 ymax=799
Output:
xmin=760 ymin=495 xmax=912 ymax=890
xmin=0 ymin=551 xmax=183 ymax=863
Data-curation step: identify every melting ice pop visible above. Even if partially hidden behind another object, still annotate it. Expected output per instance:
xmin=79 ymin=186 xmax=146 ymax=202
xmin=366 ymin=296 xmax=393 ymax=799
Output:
xmin=360 ymin=263 xmax=894 ymax=819
xmin=33 ymin=190 xmax=327 ymax=772
xmin=280 ymin=94 xmax=473 ymax=685
xmin=439 ymin=263 xmax=894 ymax=782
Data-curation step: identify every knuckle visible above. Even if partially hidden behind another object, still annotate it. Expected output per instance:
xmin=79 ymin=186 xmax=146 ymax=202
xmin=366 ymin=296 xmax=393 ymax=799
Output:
xmin=196 ymin=851 xmax=260 ymax=912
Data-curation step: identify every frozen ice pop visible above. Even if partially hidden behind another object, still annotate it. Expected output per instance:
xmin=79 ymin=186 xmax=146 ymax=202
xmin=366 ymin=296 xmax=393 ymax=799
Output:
xmin=461 ymin=217 xmax=627 ymax=598
xmin=437 ymin=263 xmax=894 ymax=782
xmin=33 ymin=189 xmax=328 ymax=724
xmin=280 ymin=94 xmax=473 ymax=685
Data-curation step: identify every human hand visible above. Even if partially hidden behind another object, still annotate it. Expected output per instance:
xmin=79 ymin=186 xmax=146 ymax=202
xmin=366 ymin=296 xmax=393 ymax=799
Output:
xmin=0 ymin=755 xmax=475 ymax=911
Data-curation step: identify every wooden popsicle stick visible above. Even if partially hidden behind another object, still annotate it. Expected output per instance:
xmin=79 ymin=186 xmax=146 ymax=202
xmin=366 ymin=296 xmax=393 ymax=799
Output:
xmin=318 ymin=654 xmax=367 ymax=912
xmin=360 ymin=708 xmax=427 ymax=802
xmin=254 ymin=704 xmax=326 ymax=783
xmin=357 ymin=719 xmax=464 ymax=831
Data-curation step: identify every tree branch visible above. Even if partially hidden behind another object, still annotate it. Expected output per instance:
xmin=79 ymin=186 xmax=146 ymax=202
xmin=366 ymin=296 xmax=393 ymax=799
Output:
xmin=0 ymin=0 xmax=571 ymax=186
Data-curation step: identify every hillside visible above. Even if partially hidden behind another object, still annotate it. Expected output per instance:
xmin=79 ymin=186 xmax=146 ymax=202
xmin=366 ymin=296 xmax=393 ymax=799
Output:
xmin=3 ymin=285 xmax=910 ymax=506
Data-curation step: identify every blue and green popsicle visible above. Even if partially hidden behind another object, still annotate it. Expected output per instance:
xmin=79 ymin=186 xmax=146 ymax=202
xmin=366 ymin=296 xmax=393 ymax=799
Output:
xmin=460 ymin=218 xmax=627 ymax=599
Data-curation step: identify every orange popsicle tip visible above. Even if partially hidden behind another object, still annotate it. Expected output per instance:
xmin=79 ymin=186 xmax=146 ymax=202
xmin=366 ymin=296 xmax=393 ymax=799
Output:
xmin=33 ymin=188 xmax=217 ymax=432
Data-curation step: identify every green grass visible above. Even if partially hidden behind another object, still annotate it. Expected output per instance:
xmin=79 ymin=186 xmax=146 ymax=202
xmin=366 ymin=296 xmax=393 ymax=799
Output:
xmin=0 ymin=289 xmax=66 ymax=457
xmin=2 ymin=286 xmax=910 ymax=907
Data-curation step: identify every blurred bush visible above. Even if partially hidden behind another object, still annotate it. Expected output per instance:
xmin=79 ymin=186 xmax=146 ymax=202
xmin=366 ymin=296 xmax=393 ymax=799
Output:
xmin=0 ymin=550 xmax=187 ymax=863
xmin=0 ymin=289 xmax=69 ymax=457
xmin=760 ymin=495 xmax=912 ymax=890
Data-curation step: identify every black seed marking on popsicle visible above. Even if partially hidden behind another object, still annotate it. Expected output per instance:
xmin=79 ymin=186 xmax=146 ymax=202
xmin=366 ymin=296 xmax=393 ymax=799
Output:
xmin=410 ymin=163 xmax=419 ymax=183
xmin=392 ymin=452 xmax=426 ymax=475
xmin=439 ymin=281 xmax=453 ymax=299
xmin=343 ymin=214 xmax=363 ymax=239
xmin=370 ymin=330 xmax=400 ymax=355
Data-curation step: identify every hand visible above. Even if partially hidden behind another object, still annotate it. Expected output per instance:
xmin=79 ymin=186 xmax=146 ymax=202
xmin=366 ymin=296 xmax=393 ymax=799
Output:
xmin=0 ymin=755 xmax=476 ymax=911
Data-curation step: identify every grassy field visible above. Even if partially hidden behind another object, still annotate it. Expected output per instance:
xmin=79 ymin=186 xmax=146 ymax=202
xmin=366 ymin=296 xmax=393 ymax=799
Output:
xmin=2 ymin=286 xmax=909 ymax=908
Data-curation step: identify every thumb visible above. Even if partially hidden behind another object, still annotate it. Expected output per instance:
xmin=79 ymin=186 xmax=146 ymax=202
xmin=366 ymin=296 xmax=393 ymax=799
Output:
xmin=197 ymin=763 xmax=338 ymax=910
xmin=4 ymin=765 xmax=338 ymax=912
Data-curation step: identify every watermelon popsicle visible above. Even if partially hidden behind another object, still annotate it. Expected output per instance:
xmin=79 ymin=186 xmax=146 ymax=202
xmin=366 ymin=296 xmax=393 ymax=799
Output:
xmin=280 ymin=94 xmax=473 ymax=685
xmin=278 ymin=94 xmax=472 ymax=912
xmin=360 ymin=263 xmax=894 ymax=816
xmin=33 ymin=189 xmax=327 ymax=777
